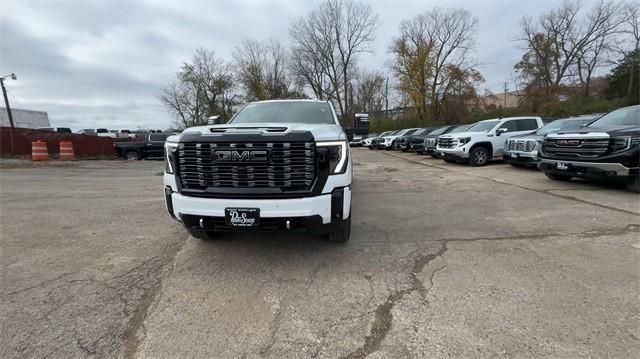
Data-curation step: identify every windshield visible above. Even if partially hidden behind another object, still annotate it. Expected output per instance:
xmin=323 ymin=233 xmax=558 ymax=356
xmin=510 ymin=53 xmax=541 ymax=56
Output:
xmin=465 ymin=120 xmax=499 ymax=132
xmin=535 ymin=117 xmax=596 ymax=135
xmin=230 ymin=101 xmax=335 ymax=125
xmin=428 ymin=126 xmax=449 ymax=136
xmin=588 ymin=106 xmax=639 ymax=128
xmin=403 ymin=129 xmax=418 ymax=136
xmin=449 ymin=125 xmax=471 ymax=133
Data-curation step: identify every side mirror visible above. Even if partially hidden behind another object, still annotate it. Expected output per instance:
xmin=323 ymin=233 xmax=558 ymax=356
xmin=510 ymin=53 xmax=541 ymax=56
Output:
xmin=496 ymin=128 xmax=508 ymax=136
xmin=207 ymin=115 xmax=221 ymax=125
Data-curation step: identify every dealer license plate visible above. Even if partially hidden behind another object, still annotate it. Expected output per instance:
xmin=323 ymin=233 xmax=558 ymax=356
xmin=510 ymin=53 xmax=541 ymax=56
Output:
xmin=225 ymin=208 xmax=260 ymax=227
xmin=557 ymin=162 xmax=570 ymax=170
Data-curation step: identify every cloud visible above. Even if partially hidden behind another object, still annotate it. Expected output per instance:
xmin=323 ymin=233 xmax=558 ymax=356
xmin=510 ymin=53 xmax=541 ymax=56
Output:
xmin=0 ymin=0 xmax=604 ymax=130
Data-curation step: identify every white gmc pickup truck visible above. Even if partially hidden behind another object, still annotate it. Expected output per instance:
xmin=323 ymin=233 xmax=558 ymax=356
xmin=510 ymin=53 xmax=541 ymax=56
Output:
xmin=163 ymin=99 xmax=353 ymax=242
xmin=436 ymin=116 xmax=544 ymax=166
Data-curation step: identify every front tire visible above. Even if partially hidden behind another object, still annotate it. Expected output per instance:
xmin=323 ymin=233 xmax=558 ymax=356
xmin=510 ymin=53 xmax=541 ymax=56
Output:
xmin=125 ymin=151 xmax=141 ymax=161
xmin=544 ymin=172 xmax=573 ymax=182
xmin=326 ymin=217 xmax=351 ymax=243
xmin=469 ymin=147 xmax=489 ymax=166
xmin=626 ymin=176 xmax=640 ymax=193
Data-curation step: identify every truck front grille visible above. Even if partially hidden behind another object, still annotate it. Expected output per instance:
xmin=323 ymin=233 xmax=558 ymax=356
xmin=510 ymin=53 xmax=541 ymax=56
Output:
xmin=437 ymin=137 xmax=456 ymax=148
xmin=507 ymin=139 xmax=537 ymax=152
xmin=542 ymin=137 xmax=609 ymax=158
xmin=425 ymin=138 xmax=437 ymax=148
xmin=178 ymin=142 xmax=316 ymax=191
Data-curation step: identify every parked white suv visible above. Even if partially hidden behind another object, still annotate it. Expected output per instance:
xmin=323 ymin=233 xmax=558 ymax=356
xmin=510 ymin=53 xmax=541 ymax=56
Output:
xmin=380 ymin=128 xmax=420 ymax=150
xmin=436 ymin=117 xmax=544 ymax=166
xmin=163 ymin=99 xmax=353 ymax=242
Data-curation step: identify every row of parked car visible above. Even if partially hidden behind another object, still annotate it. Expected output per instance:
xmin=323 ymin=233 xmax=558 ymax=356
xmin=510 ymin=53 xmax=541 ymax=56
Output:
xmin=357 ymin=105 xmax=639 ymax=192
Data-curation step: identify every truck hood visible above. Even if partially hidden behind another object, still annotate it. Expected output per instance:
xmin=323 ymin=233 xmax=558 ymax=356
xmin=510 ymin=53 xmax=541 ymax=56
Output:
xmin=554 ymin=125 xmax=639 ymax=137
xmin=178 ymin=122 xmax=346 ymax=142
xmin=438 ymin=131 xmax=488 ymax=140
xmin=509 ymin=132 xmax=543 ymax=142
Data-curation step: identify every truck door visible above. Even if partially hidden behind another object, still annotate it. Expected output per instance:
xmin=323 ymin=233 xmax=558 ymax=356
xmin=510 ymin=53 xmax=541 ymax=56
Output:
xmin=147 ymin=133 xmax=169 ymax=158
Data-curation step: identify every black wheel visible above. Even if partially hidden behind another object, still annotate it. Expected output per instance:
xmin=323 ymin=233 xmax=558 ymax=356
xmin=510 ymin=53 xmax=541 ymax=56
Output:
xmin=469 ymin=147 xmax=489 ymax=166
xmin=626 ymin=176 xmax=640 ymax=193
xmin=125 ymin=151 xmax=141 ymax=161
xmin=186 ymin=227 xmax=218 ymax=240
xmin=326 ymin=217 xmax=351 ymax=243
xmin=544 ymin=172 xmax=573 ymax=182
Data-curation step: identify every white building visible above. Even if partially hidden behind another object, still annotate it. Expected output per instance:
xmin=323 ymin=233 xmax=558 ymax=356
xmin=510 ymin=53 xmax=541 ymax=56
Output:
xmin=0 ymin=108 xmax=51 ymax=129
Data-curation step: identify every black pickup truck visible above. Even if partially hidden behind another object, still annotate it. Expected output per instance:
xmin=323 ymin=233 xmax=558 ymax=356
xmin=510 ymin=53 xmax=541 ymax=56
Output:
xmin=115 ymin=132 xmax=175 ymax=160
xmin=539 ymin=105 xmax=639 ymax=192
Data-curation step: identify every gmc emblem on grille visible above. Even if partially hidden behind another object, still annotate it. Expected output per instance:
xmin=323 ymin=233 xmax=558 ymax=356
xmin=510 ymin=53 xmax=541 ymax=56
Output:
xmin=213 ymin=150 xmax=269 ymax=162
xmin=556 ymin=139 xmax=581 ymax=146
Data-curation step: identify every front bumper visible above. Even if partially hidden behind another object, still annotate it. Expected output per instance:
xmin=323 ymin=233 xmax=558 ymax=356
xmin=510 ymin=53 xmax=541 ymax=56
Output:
xmin=539 ymin=159 xmax=639 ymax=180
xmin=168 ymin=187 xmax=350 ymax=225
xmin=437 ymin=146 xmax=469 ymax=159
xmin=503 ymin=151 xmax=538 ymax=165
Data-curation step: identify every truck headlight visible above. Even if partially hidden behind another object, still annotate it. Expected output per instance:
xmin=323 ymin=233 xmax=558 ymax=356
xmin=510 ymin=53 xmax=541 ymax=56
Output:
xmin=458 ymin=137 xmax=471 ymax=146
xmin=317 ymin=140 xmax=348 ymax=174
xmin=165 ymin=142 xmax=178 ymax=174
xmin=609 ymin=136 xmax=630 ymax=153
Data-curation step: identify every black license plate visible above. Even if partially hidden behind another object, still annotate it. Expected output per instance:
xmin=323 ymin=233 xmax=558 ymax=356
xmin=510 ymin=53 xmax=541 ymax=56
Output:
xmin=225 ymin=208 xmax=260 ymax=227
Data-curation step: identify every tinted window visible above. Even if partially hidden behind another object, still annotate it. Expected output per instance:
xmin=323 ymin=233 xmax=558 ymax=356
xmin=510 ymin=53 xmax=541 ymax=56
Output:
xmin=149 ymin=134 xmax=169 ymax=142
xmin=500 ymin=120 xmax=519 ymax=131
xmin=588 ymin=106 xmax=640 ymax=127
xmin=231 ymin=101 xmax=335 ymax=125
xmin=517 ymin=119 xmax=539 ymax=131
xmin=404 ymin=129 xmax=418 ymax=136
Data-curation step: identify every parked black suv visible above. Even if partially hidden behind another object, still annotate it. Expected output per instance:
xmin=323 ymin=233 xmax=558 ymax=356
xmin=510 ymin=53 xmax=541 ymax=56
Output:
xmin=539 ymin=105 xmax=639 ymax=192
xmin=405 ymin=127 xmax=436 ymax=152
xmin=417 ymin=125 xmax=464 ymax=155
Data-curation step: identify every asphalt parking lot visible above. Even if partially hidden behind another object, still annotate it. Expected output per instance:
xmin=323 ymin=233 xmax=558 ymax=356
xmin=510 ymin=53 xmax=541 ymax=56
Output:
xmin=1 ymin=149 xmax=639 ymax=358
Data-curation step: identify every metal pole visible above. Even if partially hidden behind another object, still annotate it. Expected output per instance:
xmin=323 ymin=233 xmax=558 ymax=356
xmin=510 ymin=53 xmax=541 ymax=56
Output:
xmin=0 ymin=78 xmax=15 ymax=154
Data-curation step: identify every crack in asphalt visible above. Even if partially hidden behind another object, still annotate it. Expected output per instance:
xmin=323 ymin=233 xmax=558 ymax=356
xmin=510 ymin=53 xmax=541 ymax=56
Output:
xmin=259 ymin=298 xmax=284 ymax=356
xmin=381 ymin=151 xmax=640 ymax=217
xmin=339 ymin=222 xmax=638 ymax=358
xmin=341 ymin=242 xmax=448 ymax=359
xmin=123 ymin=237 xmax=189 ymax=359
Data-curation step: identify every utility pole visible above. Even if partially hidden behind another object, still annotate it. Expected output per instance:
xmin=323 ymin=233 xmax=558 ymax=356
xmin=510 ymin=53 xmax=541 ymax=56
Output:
xmin=1 ymin=73 xmax=17 ymax=154
xmin=503 ymin=82 xmax=509 ymax=109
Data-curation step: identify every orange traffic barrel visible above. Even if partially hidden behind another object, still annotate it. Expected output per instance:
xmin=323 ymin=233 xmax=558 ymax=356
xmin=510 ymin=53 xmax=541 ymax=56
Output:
xmin=32 ymin=141 xmax=49 ymax=161
xmin=59 ymin=140 xmax=75 ymax=160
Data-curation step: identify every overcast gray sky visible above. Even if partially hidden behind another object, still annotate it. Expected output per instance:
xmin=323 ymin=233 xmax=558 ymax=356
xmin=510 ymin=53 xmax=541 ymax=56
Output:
xmin=1 ymin=0 xmax=602 ymax=130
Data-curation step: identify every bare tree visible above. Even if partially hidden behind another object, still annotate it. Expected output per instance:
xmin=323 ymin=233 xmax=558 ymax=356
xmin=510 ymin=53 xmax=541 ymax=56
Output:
xmin=233 ymin=38 xmax=299 ymax=100
xmin=389 ymin=16 xmax=433 ymax=123
xmin=424 ymin=8 xmax=478 ymax=121
xmin=289 ymin=0 xmax=379 ymax=125
xmin=516 ymin=0 xmax=623 ymax=101
xmin=611 ymin=1 xmax=640 ymax=98
xmin=353 ymin=69 xmax=386 ymax=114
xmin=159 ymin=49 xmax=237 ymax=129
xmin=389 ymin=8 xmax=479 ymax=123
